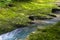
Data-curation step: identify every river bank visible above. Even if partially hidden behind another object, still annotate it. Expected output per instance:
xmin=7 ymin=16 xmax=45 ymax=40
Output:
xmin=0 ymin=13 xmax=60 ymax=40
xmin=27 ymin=21 xmax=60 ymax=40
xmin=0 ymin=0 xmax=59 ymax=40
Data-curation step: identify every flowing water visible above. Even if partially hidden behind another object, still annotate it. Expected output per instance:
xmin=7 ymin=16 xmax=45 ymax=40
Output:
xmin=0 ymin=14 xmax=60 ymax=40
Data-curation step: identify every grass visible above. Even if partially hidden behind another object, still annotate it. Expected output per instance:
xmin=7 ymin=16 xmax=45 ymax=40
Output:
xmin=28 ymin=22 xmax=60 ymax=40
xmin=0 ymin=0 xmax=57 ymax=34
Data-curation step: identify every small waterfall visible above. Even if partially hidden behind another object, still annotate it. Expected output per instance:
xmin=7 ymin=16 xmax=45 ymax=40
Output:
xmin=0 ymin=14 xmax=60 ymax=40
xmin=0 ymin=25 xmax=37 ymax=40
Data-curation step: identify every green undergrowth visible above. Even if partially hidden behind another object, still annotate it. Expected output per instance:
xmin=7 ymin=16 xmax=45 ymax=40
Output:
xmin=0 ymin=0 xmax=57 ymax=34
xmin=28 ymin=22 xmax=60 ymax=40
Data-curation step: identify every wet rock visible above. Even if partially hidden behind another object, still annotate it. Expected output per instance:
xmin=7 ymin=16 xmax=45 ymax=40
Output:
xmin=29 ymin=15 xmax=37 ymax=20
xmin=52 ymin=8 xmax=60 ymax=13
xmin=29 ymin=15 xmax=53 ymax=20
xmin=7 ymin=3 xmax=14 ymax=7
xmin=37 ymin=16 xmax=53 ymax=20
xmin=28 ymin=22 xmax=35 ymax=24
xmin=47 ymin=14 xmax=57 ymax=17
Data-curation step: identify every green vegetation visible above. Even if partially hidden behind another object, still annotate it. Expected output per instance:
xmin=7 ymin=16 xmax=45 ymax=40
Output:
xmin=0 ymin=0 xmax=56 ymax=34
xmin=28 ymin=22 xmax=60 ymax=40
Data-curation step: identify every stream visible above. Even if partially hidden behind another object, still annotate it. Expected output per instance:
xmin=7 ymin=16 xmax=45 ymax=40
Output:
xmin=0 ymin=14 xmax=60 ymax=40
